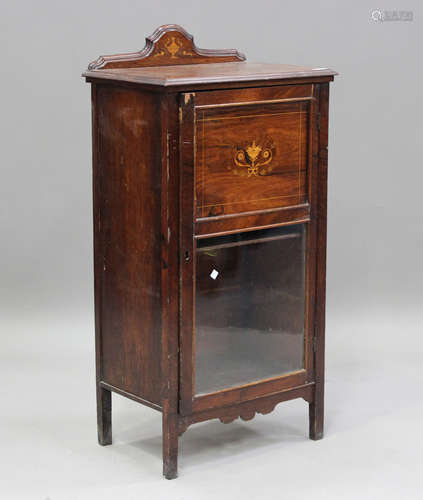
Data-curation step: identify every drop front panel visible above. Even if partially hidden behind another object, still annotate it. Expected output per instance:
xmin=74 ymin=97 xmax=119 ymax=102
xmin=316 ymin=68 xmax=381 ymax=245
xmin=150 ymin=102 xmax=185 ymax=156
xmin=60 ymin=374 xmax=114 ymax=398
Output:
xmin=195 ymin=93 xmax=312 ymax=218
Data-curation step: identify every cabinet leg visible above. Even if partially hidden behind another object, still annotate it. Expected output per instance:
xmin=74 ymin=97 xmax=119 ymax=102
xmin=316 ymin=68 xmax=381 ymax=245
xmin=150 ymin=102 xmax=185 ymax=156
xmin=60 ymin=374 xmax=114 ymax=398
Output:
xmin=97 ymin=386 xmax=112 ymax=446
xmin=309 ymin=386 xmax=324 ymax=440
xmin=163 ymin=413 xmax=178 ymax=479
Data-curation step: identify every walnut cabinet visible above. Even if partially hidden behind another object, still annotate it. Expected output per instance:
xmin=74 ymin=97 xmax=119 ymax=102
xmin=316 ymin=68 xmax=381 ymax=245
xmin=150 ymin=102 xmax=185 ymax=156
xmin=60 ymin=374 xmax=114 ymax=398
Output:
xmin=83 ymin=24 xmax=337 ymax=479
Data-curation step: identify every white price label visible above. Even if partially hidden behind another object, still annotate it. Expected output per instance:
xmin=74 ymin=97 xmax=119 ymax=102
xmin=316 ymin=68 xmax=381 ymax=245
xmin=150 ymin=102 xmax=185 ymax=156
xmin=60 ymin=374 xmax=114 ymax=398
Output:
xmin=210 ymin=269 xmax=219 ymax=280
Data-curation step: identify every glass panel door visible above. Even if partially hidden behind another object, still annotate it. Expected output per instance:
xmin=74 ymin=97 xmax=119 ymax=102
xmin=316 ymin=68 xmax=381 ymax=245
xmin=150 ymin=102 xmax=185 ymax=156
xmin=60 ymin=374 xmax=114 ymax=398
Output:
xmin=195 ymin=224 xmax=306 ymax=395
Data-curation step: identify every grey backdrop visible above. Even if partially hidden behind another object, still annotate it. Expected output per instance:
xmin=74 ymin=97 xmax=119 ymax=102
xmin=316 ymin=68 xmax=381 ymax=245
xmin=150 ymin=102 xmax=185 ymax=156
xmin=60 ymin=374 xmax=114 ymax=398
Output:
xmin=1 ymin=1 xmax=422 ymax=499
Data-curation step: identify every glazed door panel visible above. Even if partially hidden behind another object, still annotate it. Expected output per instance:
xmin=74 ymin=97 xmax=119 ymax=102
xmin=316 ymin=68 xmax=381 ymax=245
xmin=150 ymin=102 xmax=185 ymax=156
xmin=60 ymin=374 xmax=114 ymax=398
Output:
xmin=195 ymin=225 xmax=306 ymax=395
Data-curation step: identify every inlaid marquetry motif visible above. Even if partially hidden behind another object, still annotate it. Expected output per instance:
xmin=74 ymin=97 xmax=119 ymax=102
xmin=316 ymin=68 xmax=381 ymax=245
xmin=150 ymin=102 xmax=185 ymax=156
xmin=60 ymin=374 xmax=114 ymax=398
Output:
xmin=166 ymin=36 xmax=182 ymax=57
xmin=154 ymin=35 xmax=195 ymax=59
xmin=231 ymin=139 xmax=275 ymax=177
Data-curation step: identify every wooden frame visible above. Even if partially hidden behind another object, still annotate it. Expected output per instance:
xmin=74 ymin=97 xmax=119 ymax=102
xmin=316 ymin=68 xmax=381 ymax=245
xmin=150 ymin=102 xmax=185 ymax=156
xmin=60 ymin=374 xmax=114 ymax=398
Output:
xmin=84 ymin=24 xmax=336 ymax=479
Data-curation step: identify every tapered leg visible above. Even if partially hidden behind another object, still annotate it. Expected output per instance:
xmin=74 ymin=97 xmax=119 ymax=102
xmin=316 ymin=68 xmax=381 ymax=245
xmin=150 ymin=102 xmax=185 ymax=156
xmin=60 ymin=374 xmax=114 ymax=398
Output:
xmin=163 ymin=413 xmax=178 ymax=479
xmin=97 ymin=386 xmax=112 ymax=446
xmin=309 ymin=386 xmax=324 ymax=440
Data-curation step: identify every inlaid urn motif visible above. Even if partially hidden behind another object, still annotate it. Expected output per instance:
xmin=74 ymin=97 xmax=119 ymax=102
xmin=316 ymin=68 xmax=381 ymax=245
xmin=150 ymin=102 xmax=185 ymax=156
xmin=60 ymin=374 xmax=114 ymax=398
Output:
xmin=230 ymin=139 xmax=275 ymax=177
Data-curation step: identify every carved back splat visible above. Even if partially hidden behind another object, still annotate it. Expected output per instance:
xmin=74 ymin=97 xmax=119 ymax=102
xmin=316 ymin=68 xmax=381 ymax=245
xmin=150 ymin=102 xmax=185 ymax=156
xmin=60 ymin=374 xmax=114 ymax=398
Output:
xmin=88 ymin=24 xmax=246 ymax=70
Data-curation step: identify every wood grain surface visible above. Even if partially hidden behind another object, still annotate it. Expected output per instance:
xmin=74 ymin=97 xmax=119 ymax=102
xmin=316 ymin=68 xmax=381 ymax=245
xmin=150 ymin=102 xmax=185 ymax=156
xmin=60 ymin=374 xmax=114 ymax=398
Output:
xmin=195 ymin=99 xmax=311 ymax=217
xmin=95 ymin=85 xmax=162 ymax=406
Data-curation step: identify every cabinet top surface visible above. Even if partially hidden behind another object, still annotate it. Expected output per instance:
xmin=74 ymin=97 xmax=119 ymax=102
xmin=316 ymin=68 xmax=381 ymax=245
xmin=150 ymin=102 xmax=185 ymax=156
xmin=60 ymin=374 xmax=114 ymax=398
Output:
xmin=83 ymin=61 xmax=336 ymax=87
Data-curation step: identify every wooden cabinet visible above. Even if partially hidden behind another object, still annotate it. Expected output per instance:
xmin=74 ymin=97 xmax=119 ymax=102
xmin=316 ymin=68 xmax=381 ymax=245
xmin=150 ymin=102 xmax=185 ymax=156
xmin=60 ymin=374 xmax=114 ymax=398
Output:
xmin=83 ymin=24 xmax=337 ymax=479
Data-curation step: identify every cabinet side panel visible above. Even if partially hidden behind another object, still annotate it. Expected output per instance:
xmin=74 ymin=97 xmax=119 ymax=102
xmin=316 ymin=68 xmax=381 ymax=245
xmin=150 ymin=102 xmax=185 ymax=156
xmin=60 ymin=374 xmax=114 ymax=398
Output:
xmin=96 ymin=85 xmax=161 ymax=405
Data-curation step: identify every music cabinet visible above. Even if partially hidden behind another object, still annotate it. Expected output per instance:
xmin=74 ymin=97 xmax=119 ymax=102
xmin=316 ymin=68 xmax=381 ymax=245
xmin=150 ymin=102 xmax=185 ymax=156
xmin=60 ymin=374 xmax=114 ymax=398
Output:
xmin=83 ymin=24 xmax=337 ymax=479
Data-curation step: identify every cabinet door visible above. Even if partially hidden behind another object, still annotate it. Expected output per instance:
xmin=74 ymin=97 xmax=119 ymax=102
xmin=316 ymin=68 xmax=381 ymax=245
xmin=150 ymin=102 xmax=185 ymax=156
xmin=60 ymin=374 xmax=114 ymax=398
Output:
xmin=179 ymin=87 xmax=318 ymax=415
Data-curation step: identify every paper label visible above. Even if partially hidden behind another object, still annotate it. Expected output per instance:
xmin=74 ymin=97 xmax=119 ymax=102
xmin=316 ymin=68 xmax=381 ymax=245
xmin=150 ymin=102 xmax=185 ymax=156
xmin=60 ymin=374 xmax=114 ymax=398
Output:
xmin=210 ymin=269 xmax=219 ymax=280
